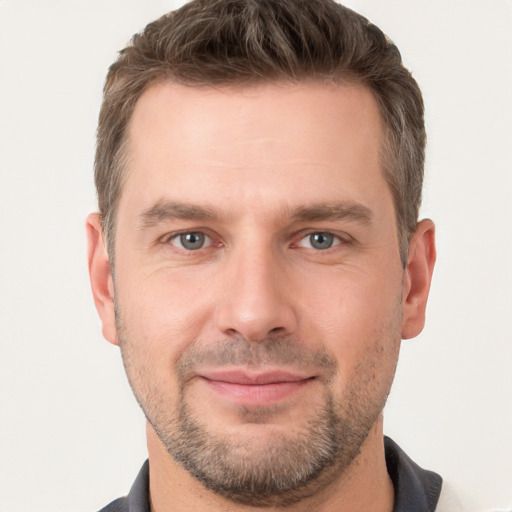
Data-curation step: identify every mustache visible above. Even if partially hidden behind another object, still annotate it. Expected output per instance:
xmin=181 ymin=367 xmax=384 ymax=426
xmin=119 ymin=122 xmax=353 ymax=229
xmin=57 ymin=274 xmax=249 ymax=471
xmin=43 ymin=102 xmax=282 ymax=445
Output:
xmin=175 ymin=337 xmax=338 ymax=377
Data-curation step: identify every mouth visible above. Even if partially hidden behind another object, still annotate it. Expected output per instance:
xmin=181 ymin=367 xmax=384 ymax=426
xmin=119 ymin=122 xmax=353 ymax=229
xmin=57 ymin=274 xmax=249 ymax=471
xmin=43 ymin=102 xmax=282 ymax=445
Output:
xmin=198 ymin=369 xmax=315 ymax=406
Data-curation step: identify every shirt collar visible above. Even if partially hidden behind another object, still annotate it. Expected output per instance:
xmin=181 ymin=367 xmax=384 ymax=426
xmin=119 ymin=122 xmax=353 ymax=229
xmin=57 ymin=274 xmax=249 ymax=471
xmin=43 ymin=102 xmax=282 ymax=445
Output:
xmin=113 ymin=437 xmax=442 ymax=512
xmin=385 ymin=436 xmax=442 ymax=512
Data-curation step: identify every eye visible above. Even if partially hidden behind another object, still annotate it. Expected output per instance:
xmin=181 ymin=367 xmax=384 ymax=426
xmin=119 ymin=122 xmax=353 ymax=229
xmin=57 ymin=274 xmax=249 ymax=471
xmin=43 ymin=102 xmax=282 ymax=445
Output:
xmin=297 ymin=232 xmax=342 ymax=250
xmin=169 ymin=232 xmax=212 ymax=251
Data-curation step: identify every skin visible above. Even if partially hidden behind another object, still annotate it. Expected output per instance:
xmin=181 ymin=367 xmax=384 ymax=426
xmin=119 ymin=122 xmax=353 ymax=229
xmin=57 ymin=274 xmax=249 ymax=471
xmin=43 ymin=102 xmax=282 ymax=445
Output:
xmin=87 ymin=82 xmax=436 ymax=511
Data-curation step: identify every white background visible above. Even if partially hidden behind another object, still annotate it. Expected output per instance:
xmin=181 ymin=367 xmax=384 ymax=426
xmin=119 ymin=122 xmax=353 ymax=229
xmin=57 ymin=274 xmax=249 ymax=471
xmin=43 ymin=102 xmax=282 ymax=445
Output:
xmin=0 ymin=1 xmax=511 ymax=511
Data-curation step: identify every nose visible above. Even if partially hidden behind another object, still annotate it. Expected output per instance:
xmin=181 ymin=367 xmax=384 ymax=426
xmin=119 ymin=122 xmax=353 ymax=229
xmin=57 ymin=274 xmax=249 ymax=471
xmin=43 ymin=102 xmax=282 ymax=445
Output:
xmin=215 ymin=247 xmax=298 ymax=342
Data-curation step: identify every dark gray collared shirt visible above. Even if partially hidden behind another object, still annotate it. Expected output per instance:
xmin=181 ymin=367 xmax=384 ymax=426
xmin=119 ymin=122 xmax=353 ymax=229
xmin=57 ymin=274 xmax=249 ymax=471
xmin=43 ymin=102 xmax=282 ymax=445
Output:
xmin=98 ymin=437 xmax=442 ymax=512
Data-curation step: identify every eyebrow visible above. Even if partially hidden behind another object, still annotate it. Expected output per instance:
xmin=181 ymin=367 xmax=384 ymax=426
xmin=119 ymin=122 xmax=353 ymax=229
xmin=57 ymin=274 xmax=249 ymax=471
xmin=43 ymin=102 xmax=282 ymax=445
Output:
xmin=139 ymin=201 xmax=220 ymax=229
xmin=288 ymin=203 xmax=373 ymax=224
xmin=138 ymin=200 xmax=373 ymax=229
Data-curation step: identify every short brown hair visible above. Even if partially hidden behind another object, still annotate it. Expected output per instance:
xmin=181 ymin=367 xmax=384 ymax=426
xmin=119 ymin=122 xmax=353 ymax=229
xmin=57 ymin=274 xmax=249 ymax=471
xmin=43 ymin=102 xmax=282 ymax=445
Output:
xmin=95 ymin=0 xmax=425 ymax=264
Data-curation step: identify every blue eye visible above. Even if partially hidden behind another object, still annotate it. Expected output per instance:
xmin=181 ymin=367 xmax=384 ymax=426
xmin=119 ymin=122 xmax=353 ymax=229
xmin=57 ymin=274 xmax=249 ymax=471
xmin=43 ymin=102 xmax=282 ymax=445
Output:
xmin=170 ymin=232 xmax=211 ymax=250
xmin=298 ymin=232 xmax=341 ymax=250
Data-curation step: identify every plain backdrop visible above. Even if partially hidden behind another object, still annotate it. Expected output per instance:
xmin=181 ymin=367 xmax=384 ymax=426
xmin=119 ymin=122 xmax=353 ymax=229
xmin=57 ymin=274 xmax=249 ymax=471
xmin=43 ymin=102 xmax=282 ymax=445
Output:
xmin=0 ymin=1 xmax=511 ymax=511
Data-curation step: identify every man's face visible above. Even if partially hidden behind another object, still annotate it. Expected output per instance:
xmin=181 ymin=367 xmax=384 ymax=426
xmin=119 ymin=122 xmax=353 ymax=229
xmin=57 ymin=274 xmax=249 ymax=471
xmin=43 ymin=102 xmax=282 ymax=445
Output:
xmin=92 ymin=83 xmax=422 ymax=505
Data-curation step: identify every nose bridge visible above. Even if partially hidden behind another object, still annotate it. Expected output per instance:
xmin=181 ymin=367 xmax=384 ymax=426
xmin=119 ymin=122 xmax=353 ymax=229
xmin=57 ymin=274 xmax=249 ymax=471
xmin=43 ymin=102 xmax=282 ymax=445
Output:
xmin=215 ymin=236 xmax=296 ymax=341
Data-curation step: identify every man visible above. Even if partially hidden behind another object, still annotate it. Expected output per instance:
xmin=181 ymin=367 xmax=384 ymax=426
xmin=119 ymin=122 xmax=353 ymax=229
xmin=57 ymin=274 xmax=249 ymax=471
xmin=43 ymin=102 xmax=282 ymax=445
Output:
xmin=86 ymin=0 xmax=449 ymax=510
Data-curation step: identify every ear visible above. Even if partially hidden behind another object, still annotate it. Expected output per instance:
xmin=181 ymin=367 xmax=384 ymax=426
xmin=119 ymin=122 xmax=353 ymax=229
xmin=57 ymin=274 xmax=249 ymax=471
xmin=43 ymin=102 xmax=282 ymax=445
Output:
xmin=86 ymin=213 xmax=118 ymax=345
xmin=401 ymin=219 xmax=436 ymax=340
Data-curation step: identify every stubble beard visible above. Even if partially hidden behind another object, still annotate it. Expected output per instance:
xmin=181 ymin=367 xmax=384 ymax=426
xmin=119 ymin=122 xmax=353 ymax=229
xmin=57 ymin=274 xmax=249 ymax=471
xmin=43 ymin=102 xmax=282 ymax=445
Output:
xmin=158 ymin=382 xmax=375 ymax=507
xmin=118 ymin=326 xmax=399 ymax=507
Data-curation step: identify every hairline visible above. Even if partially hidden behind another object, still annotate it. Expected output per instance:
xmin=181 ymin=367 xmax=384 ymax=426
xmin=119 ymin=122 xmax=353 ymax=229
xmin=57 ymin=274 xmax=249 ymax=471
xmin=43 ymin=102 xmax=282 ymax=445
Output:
xmin=102 ymin=77 xmax=410 ymax=267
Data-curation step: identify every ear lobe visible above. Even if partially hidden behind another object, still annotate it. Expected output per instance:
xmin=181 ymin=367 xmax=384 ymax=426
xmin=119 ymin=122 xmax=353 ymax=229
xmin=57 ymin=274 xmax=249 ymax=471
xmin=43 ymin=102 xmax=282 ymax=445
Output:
xmin=86 ymin=213 xmax=119 ymax=345
xmin=401 ymin=219 xmax=436 ymax=340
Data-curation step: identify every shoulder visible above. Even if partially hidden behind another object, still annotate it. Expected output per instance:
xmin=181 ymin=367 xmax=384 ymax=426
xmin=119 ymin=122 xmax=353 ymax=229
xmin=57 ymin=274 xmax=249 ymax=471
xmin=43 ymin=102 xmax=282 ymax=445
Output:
xmin=97 ymin=497 xmax=129 ymax=512
xmin=435 ymin=480 xmax=505 ymax=512
xmin=435 ymin=481 xmax=465 ymax=512
xmin=96 ymin=461 xmax=150 ymax=512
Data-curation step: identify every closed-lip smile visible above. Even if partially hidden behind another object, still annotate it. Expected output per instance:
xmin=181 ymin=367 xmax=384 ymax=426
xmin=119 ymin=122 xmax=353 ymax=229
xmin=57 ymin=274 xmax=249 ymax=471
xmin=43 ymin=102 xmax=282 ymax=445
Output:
xmin=199 ymin=369 xmax=314 ymax=406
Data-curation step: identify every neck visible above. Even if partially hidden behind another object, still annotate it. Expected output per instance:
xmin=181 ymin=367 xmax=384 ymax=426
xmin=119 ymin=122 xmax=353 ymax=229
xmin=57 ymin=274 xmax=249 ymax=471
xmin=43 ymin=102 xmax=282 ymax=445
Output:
xmin=146 ymin=416 xmax=394 ymax=512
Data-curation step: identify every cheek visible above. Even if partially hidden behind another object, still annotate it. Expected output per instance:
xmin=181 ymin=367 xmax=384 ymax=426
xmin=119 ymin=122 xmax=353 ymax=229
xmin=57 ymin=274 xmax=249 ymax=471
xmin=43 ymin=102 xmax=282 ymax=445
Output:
xmin=115 ymin=280 xmax=191 ymax=410
xmin=114 ymin=269 xmax=228 ymax=412
xmin=298 ymin=268 xmax=403 ymax=374
xmin=116 ymin=265 xmax=216 ymax=352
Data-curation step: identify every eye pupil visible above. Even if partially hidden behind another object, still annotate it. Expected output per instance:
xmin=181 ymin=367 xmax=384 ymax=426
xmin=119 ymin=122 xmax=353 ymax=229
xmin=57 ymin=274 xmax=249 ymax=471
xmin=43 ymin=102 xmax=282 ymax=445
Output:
xmin=180 ymin=232 xmax=205 ymax=250
xmin=310 ymin=232 xmax=334 ymax=250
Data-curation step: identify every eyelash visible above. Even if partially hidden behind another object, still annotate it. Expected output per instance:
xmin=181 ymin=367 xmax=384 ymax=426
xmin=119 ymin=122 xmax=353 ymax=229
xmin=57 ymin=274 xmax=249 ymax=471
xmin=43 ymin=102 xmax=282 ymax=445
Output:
xmin=294 ymin=231 xmax=348 ymax=251
xmin=163 ymin=230 xmax=218 ymax=251
xmin=161 ymin=229 xmax=350 ymax=253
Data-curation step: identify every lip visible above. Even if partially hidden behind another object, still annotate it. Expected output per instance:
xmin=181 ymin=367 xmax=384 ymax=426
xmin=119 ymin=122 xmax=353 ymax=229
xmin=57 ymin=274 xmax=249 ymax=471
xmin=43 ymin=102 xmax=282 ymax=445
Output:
xmin=199 ymin=369 xmax=314 ymax=406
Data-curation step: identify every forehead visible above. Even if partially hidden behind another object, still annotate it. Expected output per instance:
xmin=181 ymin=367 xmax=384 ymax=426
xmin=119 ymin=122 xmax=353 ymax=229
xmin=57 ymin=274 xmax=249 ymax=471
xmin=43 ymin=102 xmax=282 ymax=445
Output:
xmin=128 ymin=81 xmax=382 ymax=159
xmin=120 ymin=81 xmax=387 ymax=218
